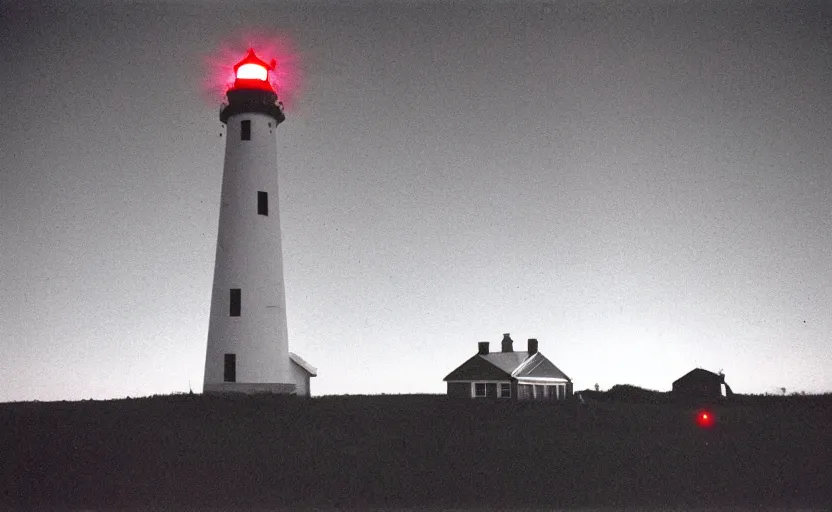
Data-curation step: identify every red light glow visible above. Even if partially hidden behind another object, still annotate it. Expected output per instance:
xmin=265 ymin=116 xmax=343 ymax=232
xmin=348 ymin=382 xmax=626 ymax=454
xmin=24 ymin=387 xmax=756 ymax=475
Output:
xmin=203 ymin=34 xmax=303 ymax=110
xmin=229 ymin=49 xmax=276 ymax=92
xmin=696 ymin=410 xmax=715 ymax=428
xmin=236 ymin=63 xmax=268 ymax=81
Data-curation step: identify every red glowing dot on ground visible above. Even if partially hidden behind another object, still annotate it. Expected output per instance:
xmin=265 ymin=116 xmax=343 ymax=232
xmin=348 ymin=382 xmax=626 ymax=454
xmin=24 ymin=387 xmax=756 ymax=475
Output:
xmin=696 ymin=410 xmax=715 ymax=427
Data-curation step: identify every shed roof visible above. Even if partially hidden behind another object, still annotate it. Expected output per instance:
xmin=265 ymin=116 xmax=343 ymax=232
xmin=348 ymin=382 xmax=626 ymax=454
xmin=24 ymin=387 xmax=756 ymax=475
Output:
xmin=289 ymin=352 xmax=317 ymax=377
xmin=673 ymin=368 xmax=724 ymax=385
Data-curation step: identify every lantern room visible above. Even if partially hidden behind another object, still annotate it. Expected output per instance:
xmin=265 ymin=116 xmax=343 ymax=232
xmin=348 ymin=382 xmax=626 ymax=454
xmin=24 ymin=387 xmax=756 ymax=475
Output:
xmin=230 ymin=49 xmax=276 ymax=92
xmin=220 ymin=48 xmax=285 ymax=125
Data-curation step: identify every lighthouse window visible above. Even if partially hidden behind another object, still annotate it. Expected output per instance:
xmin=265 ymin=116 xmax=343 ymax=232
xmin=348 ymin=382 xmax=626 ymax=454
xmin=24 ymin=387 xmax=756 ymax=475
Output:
xmin=241 ymin=120 xmax=251 ymax=141
xmin=230 ymin=288 xmax=241 ymax=316
xmin=224 ymin=354 xmax=236 ymax=382
xmin=258 ymin=191 xmax=268 ymax=216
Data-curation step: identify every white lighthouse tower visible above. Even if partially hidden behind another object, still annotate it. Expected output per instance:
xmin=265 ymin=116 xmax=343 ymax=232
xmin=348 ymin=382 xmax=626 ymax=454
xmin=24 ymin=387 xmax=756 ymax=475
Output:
xmin=203 ymin=49 xmax=316 ymax=395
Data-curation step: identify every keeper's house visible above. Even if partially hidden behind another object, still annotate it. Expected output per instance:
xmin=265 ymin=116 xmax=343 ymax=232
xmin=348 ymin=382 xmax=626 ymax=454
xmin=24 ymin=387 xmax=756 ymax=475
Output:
xmin=443 ymin=334 xmax=573 ymax=400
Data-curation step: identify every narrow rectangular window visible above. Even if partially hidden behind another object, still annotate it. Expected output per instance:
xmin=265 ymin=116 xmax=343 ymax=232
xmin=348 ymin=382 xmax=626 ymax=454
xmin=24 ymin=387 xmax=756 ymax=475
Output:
xmin=257 ymin=191 xmax=268 ymax=216
xmin=230 ymin=288 xmax=241 ymax=316
xmin=241 ymin=120 xmax=251 ymax=140
xmin=224 ymin=353 xmax=236 ymax=382
xmin=499 ymin=383 xmax=511 ymax=398
xmin=486 ymin=383 xmax=497 ymax=398
xmin=473 ymin=383 xmax=486 ymax=398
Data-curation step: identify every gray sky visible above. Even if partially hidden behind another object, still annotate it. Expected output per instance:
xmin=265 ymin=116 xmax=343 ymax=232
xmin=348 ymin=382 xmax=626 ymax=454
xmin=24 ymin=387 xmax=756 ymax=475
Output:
xmin=1 ymin=0 xmax=830 ymax=401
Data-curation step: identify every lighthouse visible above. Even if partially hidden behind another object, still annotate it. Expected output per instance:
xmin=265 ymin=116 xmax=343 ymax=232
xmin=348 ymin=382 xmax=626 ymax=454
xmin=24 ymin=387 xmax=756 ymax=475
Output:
xmin=203 ymin=49 xmax=316 ymax=395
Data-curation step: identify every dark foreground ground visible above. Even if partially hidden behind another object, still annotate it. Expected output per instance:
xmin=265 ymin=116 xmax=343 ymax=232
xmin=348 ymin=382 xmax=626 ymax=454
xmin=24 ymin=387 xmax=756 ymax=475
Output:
xmin=1 ymin=392 xmax=830 ymax=509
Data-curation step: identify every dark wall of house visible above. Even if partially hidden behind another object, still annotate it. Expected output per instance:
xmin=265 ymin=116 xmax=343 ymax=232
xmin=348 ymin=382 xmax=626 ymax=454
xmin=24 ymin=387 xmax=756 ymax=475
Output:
xmin=447 ymin=382 xmax=470 ymax=398
xmin=566 ymin=382 xmax=573 ymax=398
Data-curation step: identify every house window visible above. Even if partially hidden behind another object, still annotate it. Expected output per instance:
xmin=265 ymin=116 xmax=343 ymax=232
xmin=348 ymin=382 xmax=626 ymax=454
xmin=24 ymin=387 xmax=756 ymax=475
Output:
xmin=499 ymin=383 xmax=511 ymax=398
xmin=486 ymin=383 xmax=497 ymax=397
xmin=230 ymin=288 xmax=241 ymax=316
xmin=241 ymin=120 xmax=251 ymax=140
xmin=224 ymin=353 xmax=236 ymax=382
xmin=534 ymin=385 xmax=545 ymax=400
xmin=473 ymin=383 xmax=486 ymax=397
xmin=257 ymin=191 xmax=268 ymax=216
xmin=547 ymin=385 xmax=559 ymax=400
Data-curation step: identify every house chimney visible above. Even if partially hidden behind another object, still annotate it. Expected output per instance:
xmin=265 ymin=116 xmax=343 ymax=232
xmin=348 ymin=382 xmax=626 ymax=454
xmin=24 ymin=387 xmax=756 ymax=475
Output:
xmin=501 ymin=333 xmax=514 ymax=352
xmin=478 ymin=342 xmax=489 ymax=355
xmin=528 ymin=338 xmax=538 ymax=355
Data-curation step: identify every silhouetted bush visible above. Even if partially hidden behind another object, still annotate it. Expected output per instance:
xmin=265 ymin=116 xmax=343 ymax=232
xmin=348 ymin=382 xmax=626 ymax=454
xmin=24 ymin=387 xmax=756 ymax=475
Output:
xmin=578 ymin=384 xmax=672 ymax=404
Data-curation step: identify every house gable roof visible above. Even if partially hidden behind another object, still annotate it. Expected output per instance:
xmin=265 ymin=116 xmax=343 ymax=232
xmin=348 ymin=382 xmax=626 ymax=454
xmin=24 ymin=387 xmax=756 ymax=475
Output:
xmin=482 ymin=351 xmax=530 ymax=374
xmin=444 ymin=350 xmax=571 ymax=382
xmin=443 ymin=353 xmax=514 ymax=381
xmin=289 ymin=352 xmax=317 ymax=377
xmin=514 ymin=352 xmax=571 ymax=381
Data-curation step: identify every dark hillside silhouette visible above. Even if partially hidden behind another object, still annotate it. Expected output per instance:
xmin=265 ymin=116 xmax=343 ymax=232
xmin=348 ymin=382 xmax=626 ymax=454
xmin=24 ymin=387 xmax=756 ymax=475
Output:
xmin=1 ymin=393 xmax=830 ymax=509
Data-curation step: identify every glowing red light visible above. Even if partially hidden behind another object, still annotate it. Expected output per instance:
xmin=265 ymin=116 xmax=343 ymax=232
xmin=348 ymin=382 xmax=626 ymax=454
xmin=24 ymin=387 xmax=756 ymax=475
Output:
xmin=236 ymin=63 xmax=268 ymax=81
xmin=696 ymin=410 xmax=715 ymax=428
xmin=229 ymin=49 xmax=276 ymax=92
xmin=203 ymin=35 xmax=302 ymax=110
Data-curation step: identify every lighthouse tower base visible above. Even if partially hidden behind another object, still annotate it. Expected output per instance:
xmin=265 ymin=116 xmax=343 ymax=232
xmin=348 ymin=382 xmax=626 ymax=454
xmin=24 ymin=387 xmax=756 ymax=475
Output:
xmin=203 ymin=382 xmax=296 ymax=395
xmin=203 ymin=353 xmax=316 ymax=396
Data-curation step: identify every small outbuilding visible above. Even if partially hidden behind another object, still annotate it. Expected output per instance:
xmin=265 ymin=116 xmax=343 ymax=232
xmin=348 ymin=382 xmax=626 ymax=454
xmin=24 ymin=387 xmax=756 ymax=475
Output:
xmin=289 ymin=353 xmax=317 ymax=397
xmin=672 ymin=368 xmax=733 ymax=402
xmin=443 ymin=334 xmax=572 ymax=400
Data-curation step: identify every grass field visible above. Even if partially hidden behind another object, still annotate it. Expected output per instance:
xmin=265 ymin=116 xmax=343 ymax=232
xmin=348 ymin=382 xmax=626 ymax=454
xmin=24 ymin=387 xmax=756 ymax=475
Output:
xmin=2 ymin=392 xmax=830 ymax=509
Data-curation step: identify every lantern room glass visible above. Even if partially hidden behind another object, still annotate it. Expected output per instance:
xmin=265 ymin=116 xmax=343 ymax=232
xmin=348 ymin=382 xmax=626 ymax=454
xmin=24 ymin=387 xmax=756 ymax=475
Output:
xmin=237 ymin=63 xmax=268 ymax=81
